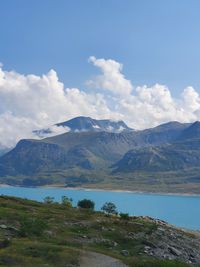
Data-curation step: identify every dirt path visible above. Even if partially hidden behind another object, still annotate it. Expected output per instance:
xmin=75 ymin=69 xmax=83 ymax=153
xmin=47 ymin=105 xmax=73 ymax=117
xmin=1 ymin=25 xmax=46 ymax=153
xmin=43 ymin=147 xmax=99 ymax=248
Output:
xmin=80 ymin=251 xmax=128 ymax=267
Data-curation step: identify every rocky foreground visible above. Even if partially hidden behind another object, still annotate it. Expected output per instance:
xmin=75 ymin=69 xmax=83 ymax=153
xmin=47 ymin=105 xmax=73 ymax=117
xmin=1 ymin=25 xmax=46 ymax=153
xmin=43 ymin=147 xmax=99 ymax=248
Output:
xmin=0 ymin=196 xmax=200 ymax=267
xmin=135 ymin=217 xmax=200 ymax=264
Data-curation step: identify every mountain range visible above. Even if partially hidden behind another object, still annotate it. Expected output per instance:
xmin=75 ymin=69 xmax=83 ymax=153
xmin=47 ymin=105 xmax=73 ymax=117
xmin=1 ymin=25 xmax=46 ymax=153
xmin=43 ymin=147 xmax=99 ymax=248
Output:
xmin=1 ymin=116 xmax=200 ymax=193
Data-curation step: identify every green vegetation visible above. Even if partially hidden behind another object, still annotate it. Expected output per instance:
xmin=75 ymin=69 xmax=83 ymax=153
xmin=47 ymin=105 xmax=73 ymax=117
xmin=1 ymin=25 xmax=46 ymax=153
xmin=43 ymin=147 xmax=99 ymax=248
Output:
xmin=119 ymin=213 xmax=130 ymax=220
xmin=0 ymin=196 xmax=199 ymax=267
xmin=101 ymin=202 xmax=118 ymax=215
xmin=77 ymin=198 xmax=95 ymax=210
xmin=61 ymin=195 xmax=73 ymax=207
xmin=19 ymin=217 xmax=47 ymax=237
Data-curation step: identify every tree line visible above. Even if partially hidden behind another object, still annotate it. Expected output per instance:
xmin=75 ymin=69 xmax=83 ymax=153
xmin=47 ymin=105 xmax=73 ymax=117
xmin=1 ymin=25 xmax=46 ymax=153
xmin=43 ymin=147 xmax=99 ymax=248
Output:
xmin=43 ymin=196 xmax=129 ymax=219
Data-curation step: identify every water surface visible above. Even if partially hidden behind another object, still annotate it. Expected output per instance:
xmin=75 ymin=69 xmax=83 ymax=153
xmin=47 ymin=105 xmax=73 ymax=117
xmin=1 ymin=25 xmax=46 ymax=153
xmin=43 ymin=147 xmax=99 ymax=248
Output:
xmin=0 ymin=186 xmax=200 ymax=230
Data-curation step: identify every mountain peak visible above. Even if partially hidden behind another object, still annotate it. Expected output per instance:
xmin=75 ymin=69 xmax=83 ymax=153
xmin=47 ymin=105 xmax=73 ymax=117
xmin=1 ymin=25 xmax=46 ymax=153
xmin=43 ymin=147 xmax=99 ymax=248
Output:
xmin=56 ymin=116 xmax=132 ymax=133
xmin=34 ymin=116 xmax=133 ymax=138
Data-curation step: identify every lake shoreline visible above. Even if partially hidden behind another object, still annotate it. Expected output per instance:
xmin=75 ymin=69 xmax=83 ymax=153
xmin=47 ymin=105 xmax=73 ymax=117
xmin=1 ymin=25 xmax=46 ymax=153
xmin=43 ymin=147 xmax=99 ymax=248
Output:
xmin=1 ymin=183 xmax=200 ymax=230
xmin=1 ymin=183 xmax=200 ymax=197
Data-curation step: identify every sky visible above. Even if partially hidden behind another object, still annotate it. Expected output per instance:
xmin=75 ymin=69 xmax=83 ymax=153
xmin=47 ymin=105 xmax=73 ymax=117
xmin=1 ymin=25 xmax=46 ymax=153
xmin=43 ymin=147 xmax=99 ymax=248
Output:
xmin=1 ymin=0 xmax=200 ymax=148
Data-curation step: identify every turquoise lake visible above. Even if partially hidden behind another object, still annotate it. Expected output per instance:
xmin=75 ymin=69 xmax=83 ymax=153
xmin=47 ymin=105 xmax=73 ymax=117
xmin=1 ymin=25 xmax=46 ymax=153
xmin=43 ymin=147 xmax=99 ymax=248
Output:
xmin=0 ymin=186 xmax=200 ymax=231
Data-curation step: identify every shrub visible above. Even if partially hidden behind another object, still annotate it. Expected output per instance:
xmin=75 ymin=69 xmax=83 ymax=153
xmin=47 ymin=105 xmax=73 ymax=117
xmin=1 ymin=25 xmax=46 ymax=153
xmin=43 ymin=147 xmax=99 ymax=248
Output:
xmin=101 ymin=202 xmax=117 ymax=215
xmin=77 ymin=199 xmax=95 ymax=210
xmin=61 ymin=196 xmax=73 ymax=208
xmin=119 ymin=213 xmax=129 ymax=220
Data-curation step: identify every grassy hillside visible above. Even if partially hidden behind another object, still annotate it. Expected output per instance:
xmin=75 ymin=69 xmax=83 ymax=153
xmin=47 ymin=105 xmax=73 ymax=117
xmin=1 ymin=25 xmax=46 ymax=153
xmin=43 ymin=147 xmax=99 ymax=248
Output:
xmin=0 ymin=196 xmax=200 ymax=267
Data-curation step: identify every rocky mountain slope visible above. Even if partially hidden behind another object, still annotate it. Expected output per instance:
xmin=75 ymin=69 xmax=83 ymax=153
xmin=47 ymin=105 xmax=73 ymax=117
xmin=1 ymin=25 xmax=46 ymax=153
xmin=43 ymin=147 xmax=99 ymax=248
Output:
xmin=113 ymin=139 xmax=200 ymax=173
xmin=113 ymin=122 xmax=200 ymax=173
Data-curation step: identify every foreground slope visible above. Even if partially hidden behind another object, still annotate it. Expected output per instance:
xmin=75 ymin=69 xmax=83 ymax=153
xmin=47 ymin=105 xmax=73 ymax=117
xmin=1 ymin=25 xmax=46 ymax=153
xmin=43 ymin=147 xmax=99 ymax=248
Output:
xmin=0 ymin=196 xmax=200 ymax=267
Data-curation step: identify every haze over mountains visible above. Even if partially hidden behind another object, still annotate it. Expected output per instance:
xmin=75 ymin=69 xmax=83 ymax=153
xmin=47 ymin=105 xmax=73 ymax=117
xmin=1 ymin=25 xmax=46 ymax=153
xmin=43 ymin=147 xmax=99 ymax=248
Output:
xmin=1 ymin=116 xmax=200 ymax=193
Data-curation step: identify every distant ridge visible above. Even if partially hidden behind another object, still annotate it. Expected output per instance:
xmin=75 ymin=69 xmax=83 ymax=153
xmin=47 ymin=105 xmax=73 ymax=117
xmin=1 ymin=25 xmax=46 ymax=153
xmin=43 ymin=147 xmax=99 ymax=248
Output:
xmin=178 ymin=121 xmax=200 ymax=141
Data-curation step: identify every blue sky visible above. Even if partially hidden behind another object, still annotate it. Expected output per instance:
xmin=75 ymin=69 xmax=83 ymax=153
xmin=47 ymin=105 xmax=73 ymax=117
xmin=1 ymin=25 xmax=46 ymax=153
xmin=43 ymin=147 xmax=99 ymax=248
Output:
xmin=1 ymin=0 xmax=200 ymax=148
xmin=1 ymin=0 xmax=200 ymax=95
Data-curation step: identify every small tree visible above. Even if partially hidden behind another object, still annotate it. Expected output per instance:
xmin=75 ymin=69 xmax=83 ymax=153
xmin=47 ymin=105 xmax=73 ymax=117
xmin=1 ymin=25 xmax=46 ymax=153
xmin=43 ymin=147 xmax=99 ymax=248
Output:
xmin=43 ymin=196 xmax=55 ymax=204
xmin=77 ymin=199 xmax=95 ymax=210
xmin=101 ymin=202 xmax=117 ymax=215
xmin=61 ymin=196 xmax=73 ymax=208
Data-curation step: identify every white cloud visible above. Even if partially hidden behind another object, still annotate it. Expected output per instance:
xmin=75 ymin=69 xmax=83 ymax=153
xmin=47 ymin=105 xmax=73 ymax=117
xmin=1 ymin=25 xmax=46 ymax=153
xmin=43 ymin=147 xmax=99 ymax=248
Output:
xmin=87 ymin=56 xmax=133 ymax=96
xmin=1 ymin=57 xmax=200 ymax=150
xmin=182 ymin=86 xmax=200 ymax=112
xmin=87 ymin=57 xmax=200 ymax=129
xmin=0 ymin=66 xmax=118 ymax=149
xmin=118 ymin=84 xmax=200 ymax=129
xmin=0 ymin=112 xmax=39 ymax=148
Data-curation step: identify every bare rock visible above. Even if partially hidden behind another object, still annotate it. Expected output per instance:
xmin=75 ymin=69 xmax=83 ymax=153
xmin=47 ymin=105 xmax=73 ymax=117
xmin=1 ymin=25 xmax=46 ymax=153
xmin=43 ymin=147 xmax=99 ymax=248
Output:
xmin=168 ymin=246 xmax=182 ymax=256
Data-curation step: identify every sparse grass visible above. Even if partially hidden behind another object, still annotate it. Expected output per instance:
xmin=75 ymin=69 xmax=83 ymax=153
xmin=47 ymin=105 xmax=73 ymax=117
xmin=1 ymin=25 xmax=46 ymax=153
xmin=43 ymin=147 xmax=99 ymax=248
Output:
xmin=0 ymin=239 xmax=79 ymax=267
xmin=126 ymin=258 xmax=192 ymax=267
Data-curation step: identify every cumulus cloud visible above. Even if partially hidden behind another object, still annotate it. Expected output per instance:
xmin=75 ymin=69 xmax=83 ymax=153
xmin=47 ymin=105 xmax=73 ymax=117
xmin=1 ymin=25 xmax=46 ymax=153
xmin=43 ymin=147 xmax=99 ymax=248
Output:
xmin=87 ymin=57 xmax=200 ymax=129
xmin=0 ymin=66 xmax=118 ymax=148
xmin=118 ymin=84 xmax=200 ymax=129
xmin=87 ymin=56 xmax=133 ymax=96
xmin=1 ymin=56 xmax=200 ymax=150
xmin=0 ymin=112 xmax=39 ymax=148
